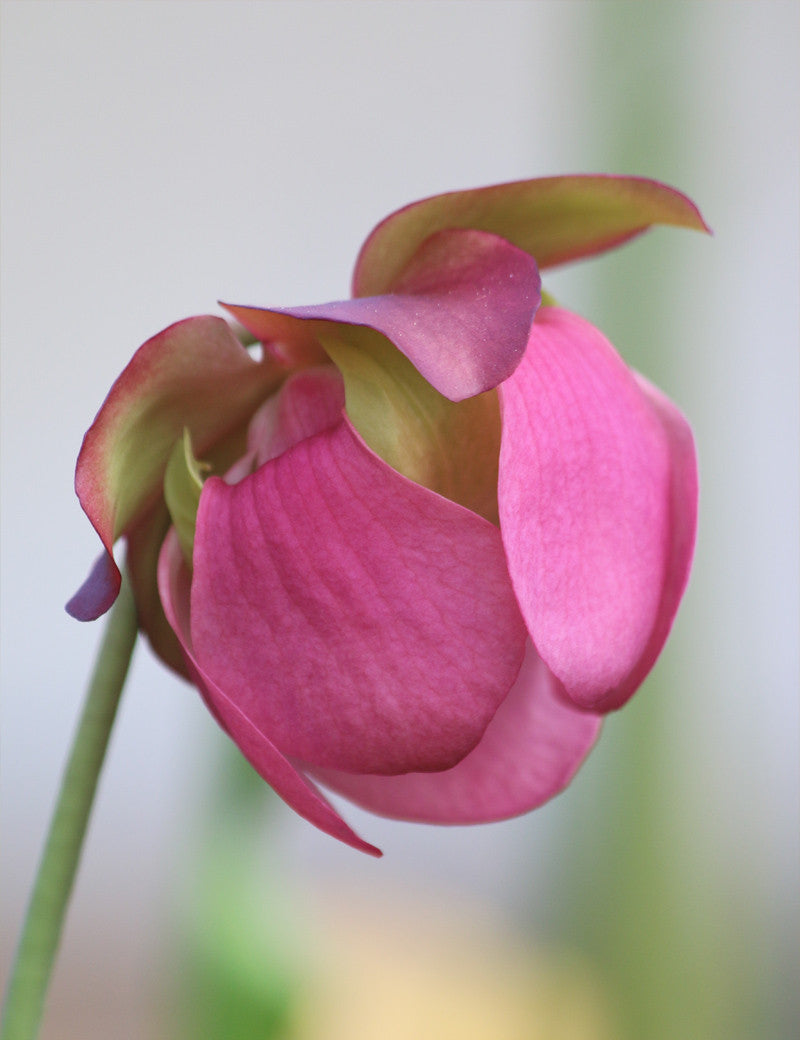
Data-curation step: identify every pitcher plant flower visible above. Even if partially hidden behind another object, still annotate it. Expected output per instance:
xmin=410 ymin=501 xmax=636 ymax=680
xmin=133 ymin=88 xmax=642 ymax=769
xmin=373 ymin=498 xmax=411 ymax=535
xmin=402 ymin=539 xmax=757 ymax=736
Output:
xmin=67 ymin=176 xmax=708 ymax=856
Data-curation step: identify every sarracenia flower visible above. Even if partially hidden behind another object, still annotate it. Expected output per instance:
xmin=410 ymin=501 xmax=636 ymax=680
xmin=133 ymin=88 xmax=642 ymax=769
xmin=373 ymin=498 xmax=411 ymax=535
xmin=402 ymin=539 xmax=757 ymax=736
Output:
xmin=68 ymin=176 xmax=707 ymax=855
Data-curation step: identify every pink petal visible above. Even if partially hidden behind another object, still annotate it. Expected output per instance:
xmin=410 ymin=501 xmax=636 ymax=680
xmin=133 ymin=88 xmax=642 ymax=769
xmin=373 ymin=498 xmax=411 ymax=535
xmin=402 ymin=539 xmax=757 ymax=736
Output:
xmin=226 ymin=227 xmax=541 ymax=402
xmin=157 ymin=528 xmax=380 ymax=857
xmin=189 ymin=406 xmax=528 ymax=776
xmin=309 ymin=642 xmax=601 ymax=823
xmin=498 ymin=307 xmax=698 ymax=712
xmin=354 ymin=175 xmax=710 ymax=297
xmin=219 ymin=366 xmax=345 ymax=485
xmin=621 ymin=373 xmax=699 ymax=699
xmin=68 ymin=316 xmax=285 ymax=620
xmin=245 ymin=365 xmax=345 ymax=468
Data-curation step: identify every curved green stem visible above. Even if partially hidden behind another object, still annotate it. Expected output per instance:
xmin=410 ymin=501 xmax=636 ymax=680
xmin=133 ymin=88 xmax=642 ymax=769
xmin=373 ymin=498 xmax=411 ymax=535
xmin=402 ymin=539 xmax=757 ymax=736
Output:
xmin=1 ymin=577 xmax=138 ymax=1040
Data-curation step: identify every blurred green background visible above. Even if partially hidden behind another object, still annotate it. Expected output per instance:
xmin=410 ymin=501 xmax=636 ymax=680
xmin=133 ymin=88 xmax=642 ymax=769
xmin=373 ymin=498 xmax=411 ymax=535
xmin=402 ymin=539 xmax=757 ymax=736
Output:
xmin=2 ymin=2 xmax=797 ymax=1038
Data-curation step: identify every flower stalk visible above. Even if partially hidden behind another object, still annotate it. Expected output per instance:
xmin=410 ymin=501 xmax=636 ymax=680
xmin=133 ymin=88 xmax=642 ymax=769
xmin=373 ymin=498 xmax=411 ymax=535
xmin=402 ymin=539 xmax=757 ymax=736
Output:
xmin=1 ymin=575 xmax=137 ymax=1040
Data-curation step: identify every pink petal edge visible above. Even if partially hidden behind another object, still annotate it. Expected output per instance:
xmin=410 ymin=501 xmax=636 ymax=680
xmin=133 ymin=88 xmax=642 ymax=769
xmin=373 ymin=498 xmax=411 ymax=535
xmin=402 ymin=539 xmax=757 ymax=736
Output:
xmin=614 ymin=372 xmax=698 ymax=706
xmin=498 ymin=307 xmax=698 ymax=712
xmin=157 ymin=528 xmax=381 ymax=857
xmin=310 ymin=641 xmax=601 ymax=823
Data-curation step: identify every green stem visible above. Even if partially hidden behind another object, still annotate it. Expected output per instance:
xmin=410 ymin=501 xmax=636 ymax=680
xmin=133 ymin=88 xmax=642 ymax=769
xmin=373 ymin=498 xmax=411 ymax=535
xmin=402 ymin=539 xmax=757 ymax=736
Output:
xmin=1 ymin=577 xmax=138 ymax=1040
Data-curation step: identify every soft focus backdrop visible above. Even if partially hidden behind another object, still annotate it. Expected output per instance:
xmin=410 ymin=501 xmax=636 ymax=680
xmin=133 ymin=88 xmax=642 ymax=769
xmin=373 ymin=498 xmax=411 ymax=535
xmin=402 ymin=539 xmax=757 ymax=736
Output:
xmin=2 ymin=3 xmax=797 ymax=1038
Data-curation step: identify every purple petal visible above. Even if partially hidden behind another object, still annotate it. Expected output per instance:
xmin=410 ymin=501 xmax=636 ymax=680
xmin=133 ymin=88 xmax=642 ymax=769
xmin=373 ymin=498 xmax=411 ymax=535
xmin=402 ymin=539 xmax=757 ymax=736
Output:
xmin=226 ymin=227 xmax=541 ymax=402
xmin=65 ymin=550 xmax=121 ymax=622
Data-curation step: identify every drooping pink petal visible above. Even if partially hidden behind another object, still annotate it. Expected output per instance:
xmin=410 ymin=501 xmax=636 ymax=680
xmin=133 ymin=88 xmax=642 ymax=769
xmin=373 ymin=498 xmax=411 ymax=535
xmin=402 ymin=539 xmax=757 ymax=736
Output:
xmin=157 ymin=528 xmax=380 ymax=856
xmin=354 ymin=175 xmax=710 ymax=297
xmin=189 ymin=406 xmax=528 ymax=776
xmin=309 ymin=642 xmax=601 ymax=823
xmin=68 ymin=316 xmax=285 ymax=620
xmin=498 ymin=307 xmax=698 ymax=713
xmin=225 ymin=227 xmax=541 ymax=402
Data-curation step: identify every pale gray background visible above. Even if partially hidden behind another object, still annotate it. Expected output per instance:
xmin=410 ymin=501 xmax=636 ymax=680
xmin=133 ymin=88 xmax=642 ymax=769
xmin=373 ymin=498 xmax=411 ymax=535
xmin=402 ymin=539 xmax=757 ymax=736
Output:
xmin=2 ymin=2 xmax=797 ymax=1037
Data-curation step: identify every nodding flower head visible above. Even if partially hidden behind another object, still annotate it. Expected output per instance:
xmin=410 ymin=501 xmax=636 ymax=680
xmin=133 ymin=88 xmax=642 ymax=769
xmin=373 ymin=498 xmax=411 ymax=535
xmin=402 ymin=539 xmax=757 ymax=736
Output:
xmin=68 ymin=175 xmax=708 ymax=855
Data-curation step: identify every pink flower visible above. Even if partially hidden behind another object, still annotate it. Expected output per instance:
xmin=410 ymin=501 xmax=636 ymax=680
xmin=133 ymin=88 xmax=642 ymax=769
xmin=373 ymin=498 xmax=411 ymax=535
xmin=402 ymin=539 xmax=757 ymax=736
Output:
xmin=68 ymin=176 xmax=707 ymax=855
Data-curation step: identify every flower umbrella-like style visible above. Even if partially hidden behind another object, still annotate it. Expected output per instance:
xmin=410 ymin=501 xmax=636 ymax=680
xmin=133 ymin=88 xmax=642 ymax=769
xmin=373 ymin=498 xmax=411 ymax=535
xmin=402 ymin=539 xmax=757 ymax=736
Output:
xmin=67 ymin=176 xmax=707 ymax=856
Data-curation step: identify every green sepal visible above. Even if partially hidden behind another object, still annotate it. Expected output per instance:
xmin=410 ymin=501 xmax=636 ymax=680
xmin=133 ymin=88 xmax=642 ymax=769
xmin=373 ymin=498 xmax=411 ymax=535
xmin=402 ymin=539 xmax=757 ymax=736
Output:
xmin=319 ymin=324 xmax=502 ymax=524
xmin=354 ymin=175 xmax=710 ymax=298
xmin=164 ymin=428 xmax=209 ymax=567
